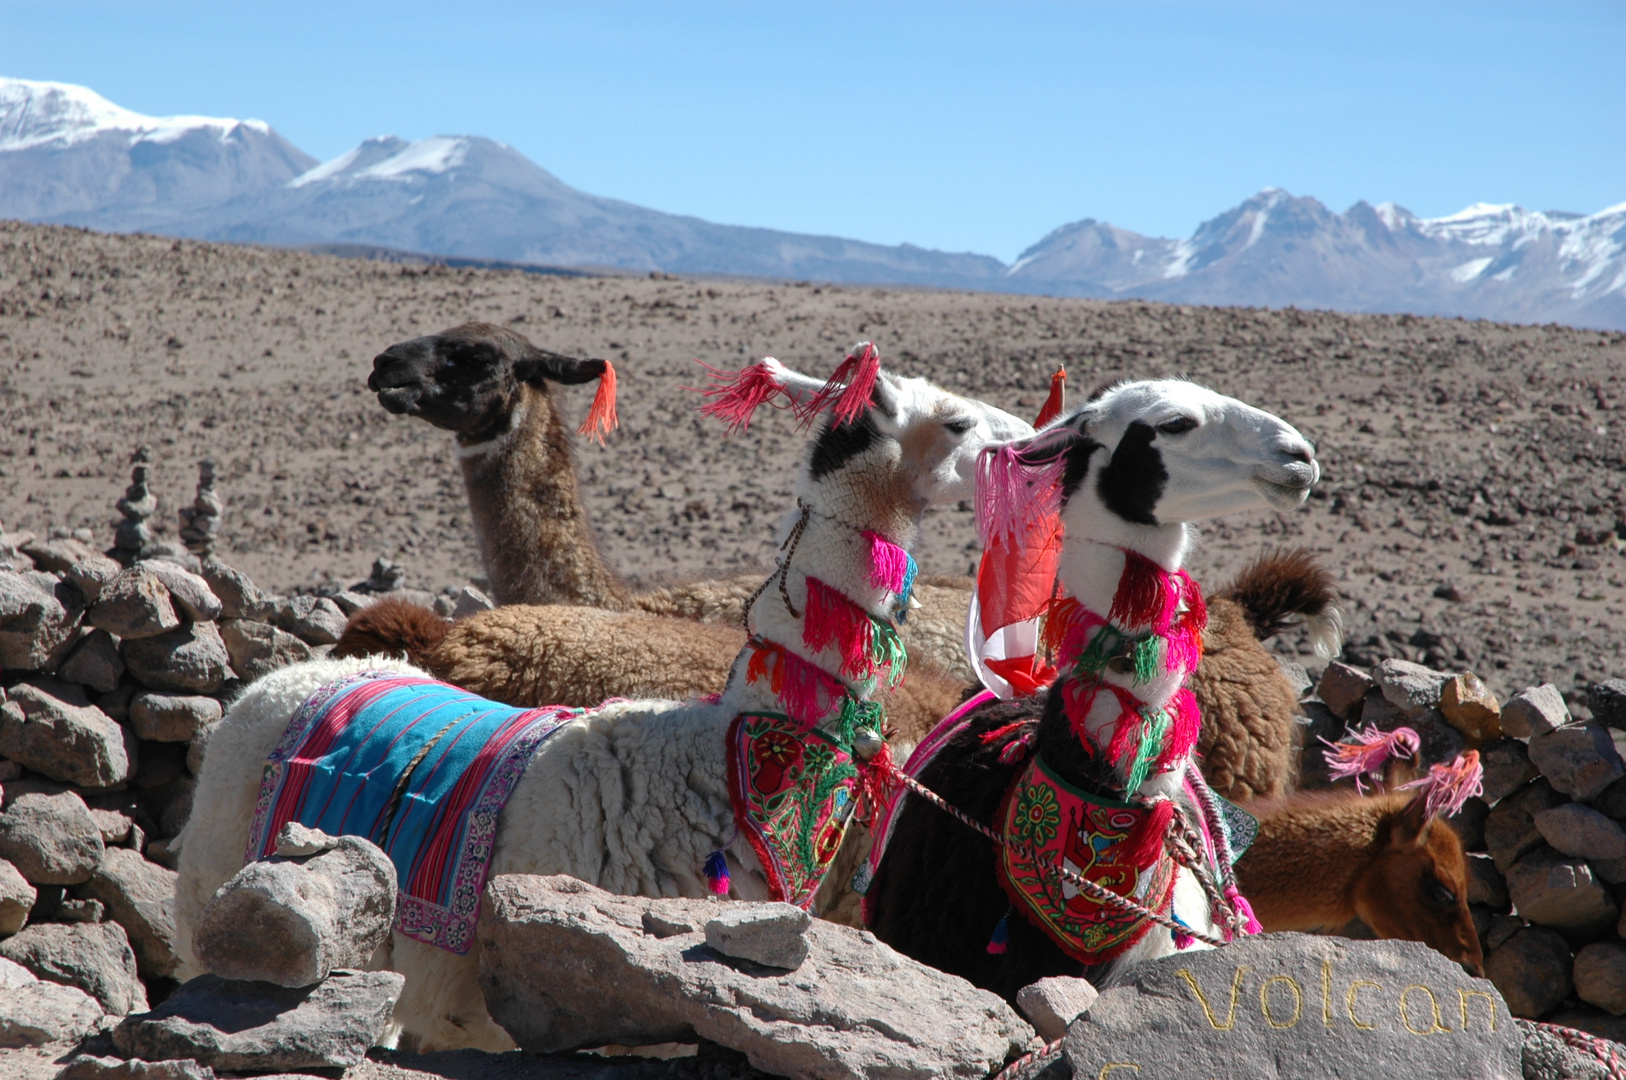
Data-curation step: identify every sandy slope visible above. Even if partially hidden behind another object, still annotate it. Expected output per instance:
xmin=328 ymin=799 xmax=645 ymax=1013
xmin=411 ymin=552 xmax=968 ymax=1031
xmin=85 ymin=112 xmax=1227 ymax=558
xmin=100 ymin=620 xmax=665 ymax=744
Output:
xmin=1 ymin=220 xmax=1623 ymax=701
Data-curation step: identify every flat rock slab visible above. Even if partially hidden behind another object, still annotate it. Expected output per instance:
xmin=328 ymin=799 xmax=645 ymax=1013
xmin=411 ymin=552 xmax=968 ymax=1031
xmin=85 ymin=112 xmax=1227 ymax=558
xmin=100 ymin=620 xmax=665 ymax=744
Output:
xmin=111 ymin=970 xmax=405 ymax=1071
xmin=1064 ymin=933 xmax=1521 ymax=1080
xmin=478 ymin=874 xmax=1033 ymax=1080
xmin=0 ymin=977 xmax=105 ymax=1048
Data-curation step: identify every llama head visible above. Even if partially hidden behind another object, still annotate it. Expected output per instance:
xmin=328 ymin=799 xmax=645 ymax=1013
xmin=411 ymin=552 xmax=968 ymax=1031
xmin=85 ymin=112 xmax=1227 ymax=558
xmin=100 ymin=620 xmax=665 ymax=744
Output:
xmin=1351 ymin=793 xmax=1483 ymax=976
xmin=998 ymin=379 xmax=1318 ymax=569
xmin=701 ymin=344 xmax=1032 ymax=537
xmin=368 ymin=322 xmax=613 ymax=447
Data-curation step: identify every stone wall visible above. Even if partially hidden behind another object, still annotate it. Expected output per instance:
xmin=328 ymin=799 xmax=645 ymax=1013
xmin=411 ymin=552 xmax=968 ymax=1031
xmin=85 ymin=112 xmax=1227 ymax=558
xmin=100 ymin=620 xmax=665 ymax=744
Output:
xmin=1307 ymin=655 xmax=1626 ymax=1041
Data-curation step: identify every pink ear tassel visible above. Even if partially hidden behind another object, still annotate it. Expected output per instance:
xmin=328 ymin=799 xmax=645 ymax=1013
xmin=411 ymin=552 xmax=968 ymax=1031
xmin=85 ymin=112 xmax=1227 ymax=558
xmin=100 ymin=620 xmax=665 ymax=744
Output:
xmin=800 ymin=342 xmax=881 ymax=427
xmin=975 ymin=443 xmax=1065 ymax=545
xmin=695 ymin=359 xmax=787 ymax=434
xmin=1398 ymin=750 xmax=1485 ymax=819
xmin=1320 ymin=724 xmax=1422 ymax=793
xmin=864 ymin=531 xmax=911 ymax=594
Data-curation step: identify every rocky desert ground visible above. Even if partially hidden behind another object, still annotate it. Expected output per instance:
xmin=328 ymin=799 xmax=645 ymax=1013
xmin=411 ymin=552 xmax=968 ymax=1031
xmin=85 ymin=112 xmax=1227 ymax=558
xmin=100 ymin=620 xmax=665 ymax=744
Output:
xmin=1 ymin=219 xmax=1622 ymax=699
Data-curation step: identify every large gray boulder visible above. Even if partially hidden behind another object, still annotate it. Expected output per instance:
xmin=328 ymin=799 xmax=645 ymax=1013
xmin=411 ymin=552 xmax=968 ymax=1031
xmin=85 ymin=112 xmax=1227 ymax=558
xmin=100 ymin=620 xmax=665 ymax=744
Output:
xmin=128 ymin=691 xmax=222 ymax=743
xmin=138 ymin=560 xmax=223 ymax=622
xmin=1065 ymin=933 xmax=1520 ymax=1080
xmin=0 ymin=678 xmax=135 ymax=788
xmin=193 ymin=832 xmax=395 ymax=987
xmin=1529 ymin=721 xmax=1626 ymax=801
xmin=1505 ymin=846 xmax=1619 ymax=936
xmin=0 ymin=920 xmax=147 ymax=1015
xmin=0 ymin=790 xmax=104 ymax=885
xmin=477 ymin=874 xmax=1033 ymax=1080
xmin=78 ymin=846 xmax=179 ymax=978
xmin=0 ymin=858 xmax=35 ymax=933
xmin=218 ymin=618 xmax=312 ymax=682
xmin=0 ymin=569 xmax=85 ymax=671
xmin=122 ymin=621 xmax=235 ymax=693
xmin=0 ymin=968 xmax=105 ymax=1048
xmin=58 ymin=629 xmax=126 ymax=694
xmin=111 ymin=970 xmax=405 ymax=1071
xmin=88 ymin=567 xmax=181 ymax=640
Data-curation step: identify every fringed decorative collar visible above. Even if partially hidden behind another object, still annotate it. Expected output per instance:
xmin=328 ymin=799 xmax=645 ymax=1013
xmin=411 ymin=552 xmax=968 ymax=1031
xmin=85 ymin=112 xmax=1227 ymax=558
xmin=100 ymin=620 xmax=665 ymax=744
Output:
xmin=708 ymin=505 xmax=915 ymax=905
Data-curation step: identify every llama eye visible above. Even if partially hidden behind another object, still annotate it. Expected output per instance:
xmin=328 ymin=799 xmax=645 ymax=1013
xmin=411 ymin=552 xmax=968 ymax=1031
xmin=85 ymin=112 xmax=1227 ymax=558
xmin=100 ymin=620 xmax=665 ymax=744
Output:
xmin=944 ymin=418 xmax=975 ymax=435
xmin=1426 ymin=879 xmax=1456 ymax=906
xmin=1157 ymin=416 xmax=1198 ymax=435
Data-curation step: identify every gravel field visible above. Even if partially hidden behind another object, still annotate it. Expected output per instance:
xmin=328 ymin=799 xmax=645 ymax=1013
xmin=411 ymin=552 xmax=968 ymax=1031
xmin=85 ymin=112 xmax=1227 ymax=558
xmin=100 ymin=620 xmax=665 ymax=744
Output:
xmin=2 ymin=219 xmax=1623 ymax=700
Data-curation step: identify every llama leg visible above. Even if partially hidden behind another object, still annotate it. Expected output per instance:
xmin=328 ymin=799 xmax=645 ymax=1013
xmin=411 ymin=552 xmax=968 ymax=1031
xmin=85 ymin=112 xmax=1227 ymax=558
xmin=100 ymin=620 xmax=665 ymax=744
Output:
xmin=390 ymin=934 xmax=515 ymax=1052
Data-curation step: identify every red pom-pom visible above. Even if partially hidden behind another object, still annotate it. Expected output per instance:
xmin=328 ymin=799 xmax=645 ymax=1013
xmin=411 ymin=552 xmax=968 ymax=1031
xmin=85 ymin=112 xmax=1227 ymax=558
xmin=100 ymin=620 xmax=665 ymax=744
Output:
xmin=1119 ymin=798 xmax=1173 ymax=869
xmin=1034 ymin=366 xmax=1066 ymax=428
xmin=800 ymin=342 xmax=881 ymax=428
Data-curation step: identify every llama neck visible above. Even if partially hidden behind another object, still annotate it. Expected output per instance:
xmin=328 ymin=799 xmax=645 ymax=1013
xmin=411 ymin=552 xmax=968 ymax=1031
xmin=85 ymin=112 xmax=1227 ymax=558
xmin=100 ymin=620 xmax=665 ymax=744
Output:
xmin=1037 ymin=488 xmax=1200 ymax=801
xmin=456 ymin=383 xmax=631 ymax=610
xmin=1240 ymin=794 xmax=1394 ymax=931
xmin=726 ymin=504 xmax=914 ymax=727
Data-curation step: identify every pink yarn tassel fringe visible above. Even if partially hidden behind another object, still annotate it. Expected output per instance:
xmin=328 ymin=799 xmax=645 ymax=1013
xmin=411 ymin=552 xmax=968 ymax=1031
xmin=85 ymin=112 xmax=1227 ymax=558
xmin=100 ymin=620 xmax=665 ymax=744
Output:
xmin=975 ymin=443 xmax=1065 ymax=545
xmin=1225 ymin=886 xmax=1263 ymax=936
xmin=802 ymin=577 xmax=875 ymax=679
xmin=800 ymin=342 xmax=881 ymax=427
xmin=695 ymin=360 xmax=785 ymax=434
xmin=1398 ymin=750 xmax=1485 ymax=820
xmin=1320 ymin=724 xmax=1421 ymax=793
xmin=865 ymin=531 xmax=911 ymax=594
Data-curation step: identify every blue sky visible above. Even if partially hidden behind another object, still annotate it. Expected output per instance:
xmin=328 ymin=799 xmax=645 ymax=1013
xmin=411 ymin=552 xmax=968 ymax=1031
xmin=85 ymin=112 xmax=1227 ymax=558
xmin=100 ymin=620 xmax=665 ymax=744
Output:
xmin=4 ymin=1 xmax=1622 ymax=261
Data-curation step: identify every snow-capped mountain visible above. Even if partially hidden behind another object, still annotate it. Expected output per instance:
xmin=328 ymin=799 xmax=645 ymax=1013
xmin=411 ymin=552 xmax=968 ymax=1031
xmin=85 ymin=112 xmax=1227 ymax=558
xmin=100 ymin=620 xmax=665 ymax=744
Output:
xmin=0 ymin=77 xmax=314 ymax=222
xmin=1007 ymin=189 xmax=1626 ymax=329
xmin=120 ymin=132 xmax=1007 ymax=286
xmin=2 ymin=77 xmax=1622 ymax=328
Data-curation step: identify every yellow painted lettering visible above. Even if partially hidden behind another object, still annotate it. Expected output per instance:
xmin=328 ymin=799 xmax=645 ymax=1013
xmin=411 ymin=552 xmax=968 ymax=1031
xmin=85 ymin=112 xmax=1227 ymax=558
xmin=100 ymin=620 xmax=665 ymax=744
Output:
xmin=1097 ymin=1065 xmax=1141 ymax=1080
xmin=1176 ymin=967 xmax=1250 ymax=1031
xmin=1321 ymin=960 xmax=1334 ymax=1027
xmin=1346 ymin=980 xmax=1381 ymax=1030
xmin=1399 ymin=985 xmax=1451 ymax=1035
xmin=1459 ymin=989 xmax=1499 ymax=1032
xmin=1260 ymin=975 xmax=1304 ymax=1029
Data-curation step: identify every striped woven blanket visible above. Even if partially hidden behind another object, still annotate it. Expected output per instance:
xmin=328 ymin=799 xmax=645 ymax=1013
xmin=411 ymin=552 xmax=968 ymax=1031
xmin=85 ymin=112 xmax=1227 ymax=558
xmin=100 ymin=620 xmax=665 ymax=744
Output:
xmin=245 ymin=669 xmax=579 ymax=954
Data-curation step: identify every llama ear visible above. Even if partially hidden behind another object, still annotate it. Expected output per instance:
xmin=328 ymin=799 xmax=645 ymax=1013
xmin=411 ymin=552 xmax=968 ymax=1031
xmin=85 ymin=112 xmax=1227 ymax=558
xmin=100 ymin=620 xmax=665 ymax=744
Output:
xmin=1387 ymin=795 xmax=1434 ymax=850
xmin=514 ymin=350 xmax=608 ymax=387
xmin=762 ymin=359 xmax=830 ymax=405
xmin=869 ymin=372 xmax=899 ymax=420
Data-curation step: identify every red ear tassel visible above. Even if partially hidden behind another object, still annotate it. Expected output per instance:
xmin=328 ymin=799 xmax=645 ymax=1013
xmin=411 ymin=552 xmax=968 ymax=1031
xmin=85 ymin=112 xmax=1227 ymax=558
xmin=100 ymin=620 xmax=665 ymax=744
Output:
xmin=1034 ymin=366 xmax=1066 ymax=428
xmin=695 ymin=360 xmax=786 ymax=434
xmin=801 ymin=342 xmax=881 ymax=428
xmin=576 ymin=360 xmax=618 ymax=444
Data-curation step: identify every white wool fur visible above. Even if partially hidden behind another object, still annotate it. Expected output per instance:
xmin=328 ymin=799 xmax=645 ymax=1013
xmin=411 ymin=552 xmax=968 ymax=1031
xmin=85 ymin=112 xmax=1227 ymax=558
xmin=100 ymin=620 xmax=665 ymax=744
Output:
xmin=1040 ymin=378 xmax=1320 ymax=970
xmin=174 ymin=357 xmax=1032 ymax=1051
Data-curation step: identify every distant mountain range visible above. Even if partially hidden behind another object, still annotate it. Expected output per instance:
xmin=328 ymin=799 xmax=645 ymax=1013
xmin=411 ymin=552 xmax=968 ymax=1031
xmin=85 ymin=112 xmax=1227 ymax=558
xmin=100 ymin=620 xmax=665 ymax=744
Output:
xmin=3 ymin=76 xmax=1622 ymax=329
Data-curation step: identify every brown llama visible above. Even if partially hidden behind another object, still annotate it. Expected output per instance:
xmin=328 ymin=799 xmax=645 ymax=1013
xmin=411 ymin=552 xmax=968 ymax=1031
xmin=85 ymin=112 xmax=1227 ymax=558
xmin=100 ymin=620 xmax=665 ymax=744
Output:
xmin=1233 ymin=787 xmax=1483 ymax=975
xmin=366 ymin=322 xmax=989 ymax=668
xmin=367 ymin=322 xmax=759 ymax=616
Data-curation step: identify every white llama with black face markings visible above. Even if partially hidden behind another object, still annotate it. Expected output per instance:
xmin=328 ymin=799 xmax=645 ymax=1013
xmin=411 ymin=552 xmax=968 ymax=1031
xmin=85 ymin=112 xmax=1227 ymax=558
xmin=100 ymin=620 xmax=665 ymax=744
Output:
xmin=173 ymin=343 xmax=1032 ymax=1053
xmin=866 ymin=378 xmax=1321 ymax=1004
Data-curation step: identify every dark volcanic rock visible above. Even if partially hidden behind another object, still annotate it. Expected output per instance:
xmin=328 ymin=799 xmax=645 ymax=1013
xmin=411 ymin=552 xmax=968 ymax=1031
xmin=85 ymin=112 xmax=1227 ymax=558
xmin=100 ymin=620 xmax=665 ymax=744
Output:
xmin=1064 ymin=933 xmax=1519 ymax=1079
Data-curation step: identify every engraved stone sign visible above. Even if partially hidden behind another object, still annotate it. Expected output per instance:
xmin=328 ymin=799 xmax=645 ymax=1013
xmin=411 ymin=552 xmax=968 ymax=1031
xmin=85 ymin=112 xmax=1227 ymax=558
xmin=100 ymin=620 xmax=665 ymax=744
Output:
xmin=1065 ymin=933 xmax=1520 ymax=1080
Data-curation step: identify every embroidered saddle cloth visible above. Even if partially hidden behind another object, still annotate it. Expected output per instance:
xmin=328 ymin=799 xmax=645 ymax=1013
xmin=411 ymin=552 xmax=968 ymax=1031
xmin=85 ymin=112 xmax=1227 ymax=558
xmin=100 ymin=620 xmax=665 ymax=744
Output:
xmin=996 ymin=752 xmax=1177 ymax=964
xmin=246 ymin=670 xmax=579 ymax=954
xmin=726 ymin=711 xmax=861 ymax=909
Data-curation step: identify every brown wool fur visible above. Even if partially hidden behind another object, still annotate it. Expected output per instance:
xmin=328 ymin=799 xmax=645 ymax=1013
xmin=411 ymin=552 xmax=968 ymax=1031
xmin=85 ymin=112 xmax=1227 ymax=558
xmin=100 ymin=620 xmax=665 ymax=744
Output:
xmin=1235 ymin=788 xmax=1483 ymax=975
xmin=332 ymin=596 xmax=969 ymax=929
xmin=1186 ymin=547 xmax=1342 ymax=801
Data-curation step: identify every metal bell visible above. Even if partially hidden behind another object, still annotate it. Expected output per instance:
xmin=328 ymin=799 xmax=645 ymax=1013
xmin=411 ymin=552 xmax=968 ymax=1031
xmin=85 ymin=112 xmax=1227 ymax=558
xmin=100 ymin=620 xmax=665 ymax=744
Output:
xmin=852 ymin=727 xmax=885 ymax=762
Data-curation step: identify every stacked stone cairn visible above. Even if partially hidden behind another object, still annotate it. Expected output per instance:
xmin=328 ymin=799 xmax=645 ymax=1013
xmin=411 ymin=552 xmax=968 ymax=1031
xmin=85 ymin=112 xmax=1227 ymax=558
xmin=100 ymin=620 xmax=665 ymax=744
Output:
xmin=1306 ymin=654 xmax=1626 ymax=1043
xmin=0 ymin=457 xmax=397 ymax=1054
